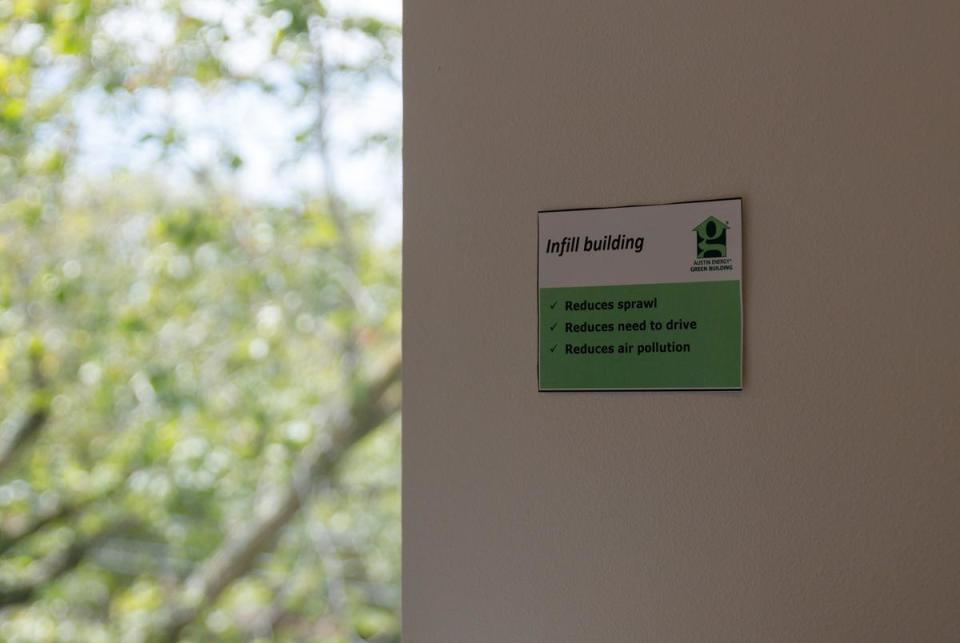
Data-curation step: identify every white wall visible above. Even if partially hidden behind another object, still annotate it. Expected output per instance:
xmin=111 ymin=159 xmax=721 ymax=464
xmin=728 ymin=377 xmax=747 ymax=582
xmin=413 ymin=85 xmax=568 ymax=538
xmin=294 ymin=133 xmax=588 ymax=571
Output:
xmin=404 ymin=2 xmax=960 ymax=641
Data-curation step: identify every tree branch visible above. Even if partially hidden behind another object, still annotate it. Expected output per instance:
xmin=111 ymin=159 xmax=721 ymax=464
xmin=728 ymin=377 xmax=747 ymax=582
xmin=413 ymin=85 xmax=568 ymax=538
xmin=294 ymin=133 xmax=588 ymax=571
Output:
xmin=0 ymin=408 xmax=48 ymax=474
xmin=149 ymin=357 xmax=401 ymax=643
xmin=313 ymin=37 xmax=368 ymax=381
xmin=0 ymin=499 xmax=83 ymax=557
xmin=0 ymin=542 xmax=87 ymax=607
xmin=0 ymin=522 xmax=132 ymax=608
xmin=0 ymin=470 xmax=128 ymax=557
xmin=0 ymin=350 xmax=50 ymax=475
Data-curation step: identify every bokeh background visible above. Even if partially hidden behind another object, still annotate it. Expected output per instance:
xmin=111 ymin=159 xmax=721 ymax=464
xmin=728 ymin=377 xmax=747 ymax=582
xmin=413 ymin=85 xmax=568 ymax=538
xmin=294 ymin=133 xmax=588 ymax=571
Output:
xmin=0 ymin=1 xmax=402 ymax=641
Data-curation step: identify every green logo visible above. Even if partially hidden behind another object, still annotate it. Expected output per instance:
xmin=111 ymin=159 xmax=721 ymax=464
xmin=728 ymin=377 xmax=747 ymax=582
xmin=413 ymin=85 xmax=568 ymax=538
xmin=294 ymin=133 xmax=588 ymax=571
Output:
xmin=693 ymin=216 xmax=729 ymax=258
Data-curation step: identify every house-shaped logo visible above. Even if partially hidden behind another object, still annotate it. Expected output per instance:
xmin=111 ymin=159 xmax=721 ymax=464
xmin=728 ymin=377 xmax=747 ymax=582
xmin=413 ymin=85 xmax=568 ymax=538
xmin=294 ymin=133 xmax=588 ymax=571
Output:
xmin=693 ymin=216 xmax=729 ymax=258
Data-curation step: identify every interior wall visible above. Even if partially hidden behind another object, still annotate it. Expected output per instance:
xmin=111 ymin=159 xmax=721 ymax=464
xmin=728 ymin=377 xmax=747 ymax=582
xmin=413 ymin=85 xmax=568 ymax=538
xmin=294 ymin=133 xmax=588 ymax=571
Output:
xmin=403 ymin=2 xmax=960 ymax=641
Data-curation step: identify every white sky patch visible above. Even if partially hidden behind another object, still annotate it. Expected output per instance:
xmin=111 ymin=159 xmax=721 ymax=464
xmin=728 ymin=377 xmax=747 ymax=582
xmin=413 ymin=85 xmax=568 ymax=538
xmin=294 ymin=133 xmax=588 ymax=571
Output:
xmin=328 ymin=0 xmax=402 ymax=23
xmin=68 ymin=0 xmax=402 ymax=242
xmin=99 ymin=5 xmax=177 ymax=64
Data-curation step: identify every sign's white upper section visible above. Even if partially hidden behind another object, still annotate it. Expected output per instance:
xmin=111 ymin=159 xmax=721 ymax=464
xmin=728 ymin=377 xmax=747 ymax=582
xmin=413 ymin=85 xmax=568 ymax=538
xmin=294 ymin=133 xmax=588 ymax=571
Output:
xmin=538 ymin=199 xmax=742 ymax=288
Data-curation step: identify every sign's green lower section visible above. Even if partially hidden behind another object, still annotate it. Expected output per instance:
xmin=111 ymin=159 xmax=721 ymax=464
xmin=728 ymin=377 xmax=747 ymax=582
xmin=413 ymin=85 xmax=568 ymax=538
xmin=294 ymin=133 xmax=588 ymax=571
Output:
xmin=539 ymin=281 xmax=742 ymax=390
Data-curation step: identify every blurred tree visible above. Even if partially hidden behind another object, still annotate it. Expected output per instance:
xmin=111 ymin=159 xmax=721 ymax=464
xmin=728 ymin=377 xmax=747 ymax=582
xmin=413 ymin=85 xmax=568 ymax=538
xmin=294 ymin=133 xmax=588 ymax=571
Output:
xmin=0 ymin=1 xmax=401 ymax=641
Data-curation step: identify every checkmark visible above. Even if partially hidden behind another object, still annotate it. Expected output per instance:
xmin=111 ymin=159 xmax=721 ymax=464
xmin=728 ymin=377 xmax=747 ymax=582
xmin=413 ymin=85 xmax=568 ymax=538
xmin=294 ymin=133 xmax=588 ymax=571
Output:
xmin=549 ymin=301 xmax=558 ymax=309
xmin=549 ymin=344 xmax=558 ymax=352
xmin=549 ymin=322 xmax=558 ymax=330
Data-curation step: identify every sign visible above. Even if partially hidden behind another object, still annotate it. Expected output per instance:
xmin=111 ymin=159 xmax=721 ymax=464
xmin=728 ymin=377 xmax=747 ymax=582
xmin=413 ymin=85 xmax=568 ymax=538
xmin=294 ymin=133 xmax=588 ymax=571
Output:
xmin=538 ymin=198 xmax=743 ymax=391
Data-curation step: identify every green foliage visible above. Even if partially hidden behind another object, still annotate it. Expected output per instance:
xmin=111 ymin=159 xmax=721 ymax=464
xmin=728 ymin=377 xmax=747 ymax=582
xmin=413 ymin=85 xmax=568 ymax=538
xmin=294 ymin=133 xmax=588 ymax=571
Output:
xmin=0 ymin=1 xmax=400 ymax=641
